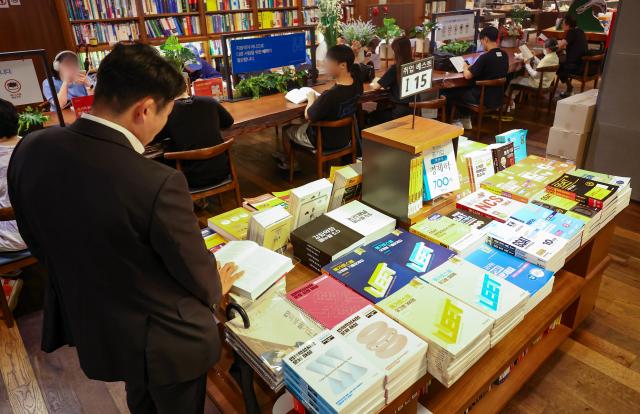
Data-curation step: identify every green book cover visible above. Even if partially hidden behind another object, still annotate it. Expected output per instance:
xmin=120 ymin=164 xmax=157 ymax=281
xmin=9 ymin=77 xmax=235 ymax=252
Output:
xmin=410 ymin=214 xmax=470 ymax=248
xmin=480 ymin=170 xmax=546 ymax=203
xmin=208 ymin=207 xmax=252 ymax=240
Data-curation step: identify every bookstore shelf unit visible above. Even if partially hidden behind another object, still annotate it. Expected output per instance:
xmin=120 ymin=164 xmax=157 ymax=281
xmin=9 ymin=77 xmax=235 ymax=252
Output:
xmin=53 ymin=0 xmax=333 ymax=67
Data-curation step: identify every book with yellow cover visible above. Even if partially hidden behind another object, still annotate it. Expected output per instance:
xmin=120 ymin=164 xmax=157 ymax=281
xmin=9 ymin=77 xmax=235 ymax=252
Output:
xmin=207 ymin=207 xmax=252 ymax=240
xmin=408 ymin=154 xmax=424 ymax=216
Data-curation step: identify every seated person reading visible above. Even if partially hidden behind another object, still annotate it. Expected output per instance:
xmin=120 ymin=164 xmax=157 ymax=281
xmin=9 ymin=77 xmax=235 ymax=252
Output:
xmin=0 ymin=99 xmax=26 ymax=251
xmin=441 ymin=26 xmax=509 ymax=129
xmin=557 ymin=14 xmax=588 ymax=97
xmin=275 ymin=45 xmax=368 ymax=170
xmin=369 ymin=37 xmax=414 ymax=124
xmin=507 ymin=38 xmax=559 ymax=111
xmin=42 ymin=50 xmax=93 ymax=112
xmin=155 ymin=91 xmax=234 ymax=189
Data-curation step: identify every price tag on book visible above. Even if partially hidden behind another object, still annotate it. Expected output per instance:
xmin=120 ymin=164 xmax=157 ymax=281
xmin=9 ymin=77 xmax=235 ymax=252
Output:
xmin=399 ymin=57 xmax=434 ymax=99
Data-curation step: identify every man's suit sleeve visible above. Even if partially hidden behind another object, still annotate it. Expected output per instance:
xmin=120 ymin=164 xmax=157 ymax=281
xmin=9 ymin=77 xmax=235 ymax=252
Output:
xmin=149 ymin=171 xmax=222 ymax=309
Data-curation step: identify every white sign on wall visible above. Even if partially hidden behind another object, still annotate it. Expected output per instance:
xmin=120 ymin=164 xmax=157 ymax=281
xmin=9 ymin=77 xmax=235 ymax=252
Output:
xmin=0 ymin=60 xmax=44 ymax=106
xmin=435 ymin=13 xmax=476 ymax=42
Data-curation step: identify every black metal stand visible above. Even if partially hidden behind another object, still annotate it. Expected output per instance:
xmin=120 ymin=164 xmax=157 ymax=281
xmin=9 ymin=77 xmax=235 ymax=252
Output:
xmin=0 ymin=49 xmax=65 ymax=127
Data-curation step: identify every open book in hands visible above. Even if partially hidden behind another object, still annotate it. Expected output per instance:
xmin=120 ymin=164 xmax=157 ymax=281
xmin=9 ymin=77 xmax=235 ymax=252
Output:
xmin=285 ymin=87 xmax=320 ymax=104
xmin=519 ymin=44 xmax=534 ymax=61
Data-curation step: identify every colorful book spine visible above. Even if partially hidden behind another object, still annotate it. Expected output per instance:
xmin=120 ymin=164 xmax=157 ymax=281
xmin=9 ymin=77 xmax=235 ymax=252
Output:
xmin=408 ymin=154 xmax=424 ymax=216
xmin=71 ymin=22 xmax=140 ymax=45
xmin=66 ymin=0 xmax=138 ymax=20
xmin=546 ymin=174 xmax=619 ymax=210
xmin=145 ymin=16 xmax=201 ymax=38
xmin=207 ymin=13 xmax=255 ymax=33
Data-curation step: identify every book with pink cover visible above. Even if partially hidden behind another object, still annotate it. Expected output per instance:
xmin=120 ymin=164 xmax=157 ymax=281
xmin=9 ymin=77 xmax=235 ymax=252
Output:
xmin=286 ymin=275 xmax=370 ymax=329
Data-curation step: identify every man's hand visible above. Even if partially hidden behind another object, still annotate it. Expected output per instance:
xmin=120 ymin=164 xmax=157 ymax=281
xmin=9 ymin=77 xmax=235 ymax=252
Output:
xmin=217 ymin=262 xmax=244 ymax=295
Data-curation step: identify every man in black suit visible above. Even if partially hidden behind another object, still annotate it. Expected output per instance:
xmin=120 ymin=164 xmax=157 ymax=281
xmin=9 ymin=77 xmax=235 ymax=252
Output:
xmin=8 ymin=43 xmax=242 ymax=414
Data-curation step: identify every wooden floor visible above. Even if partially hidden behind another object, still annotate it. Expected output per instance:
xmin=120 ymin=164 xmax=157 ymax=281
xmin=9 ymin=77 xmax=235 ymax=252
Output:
xmin=1 ymin=94 xmax=640 ymax=414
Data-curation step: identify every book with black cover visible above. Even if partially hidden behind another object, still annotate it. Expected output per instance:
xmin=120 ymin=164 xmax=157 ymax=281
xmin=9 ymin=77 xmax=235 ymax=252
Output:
xmin=546 ymin=174 xmax=619 ymax=210
xmin=488 ymin=142 xmax=515 ymax=172
xmin=291 ymin=215 xmax=365 ymax=273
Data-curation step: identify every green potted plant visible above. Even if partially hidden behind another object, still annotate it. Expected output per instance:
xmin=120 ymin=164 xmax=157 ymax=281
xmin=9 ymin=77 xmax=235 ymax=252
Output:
xmin=158 ymin=35 xmax=196 ymax=72
xmin=439 ymin=40 xmax=473 ymax=56
xmin=236 ymin=69 xmax=307 ymax=99
xmin=339 ymin=19 xmax=376 ymax=46
xmin=412 ymin=19 xmax=438 ymax=55
xmin=318 ymin=0 xmax=343 ymax=49
xmin=18 ymin=106 xmax=49 ymax=136
xmin=376 ymin=17 xmax=404 ymax=64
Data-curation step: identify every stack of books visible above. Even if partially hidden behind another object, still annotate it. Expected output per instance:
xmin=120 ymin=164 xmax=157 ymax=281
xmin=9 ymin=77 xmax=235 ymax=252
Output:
xmin=328 ymin=163 xmax=363 ymax=211
xmin=495 ymin=129 xmax=528 ymax=163
xmin=456 ymin=138 xmax=488 ymax=199
xmin=286 ymin=275 xmax=370 ymax=329
xmin=201 ymin=228 xmax=227 ymax=254
xmin=409 ymin=212 xmax=488 ymax=255
xmin=291 ymin=215 xmax=364 ymax=273
xmin=247 ymin=206 xmax=292 ymax=252
xmin=463 ymin=244 xmax=555 ymax=314
xmin=456 ymin=190 xmax=525 ymax=223
xmin=378 ymin=279 xmax=493 ymax=387
xmin=289 ymin=179 xmax=333 ymax=230
xmin=214 ymin=240 xmax=294 ymax=300
xmin=243 ymin=193 xmax=288 ymax=211
xmin=332 ymin=306 xmax=428 ymax=403
xmin=510 ymin=203 xmax=584 ymax=255
xmin=484 ymin=219 xmax=568 ymax=272
xmin=225 ymin=287 xmax=322 ymax=391
xmin=420 ymin=256 xmax=530 ymax=347
xmin=531 ymin=191 xmax=603 ymax=242
xmin=208 ymin=207 xmax=252 ymax=240
xmin=325 ymin=201 xmax=396 ymax=245
xmin=284 ymin=330 xmax=386 ymax=413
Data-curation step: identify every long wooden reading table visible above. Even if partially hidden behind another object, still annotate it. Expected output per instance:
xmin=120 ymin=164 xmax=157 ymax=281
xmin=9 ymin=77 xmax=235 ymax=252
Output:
xmin=205 ymin=195 xmax=616 ymax=414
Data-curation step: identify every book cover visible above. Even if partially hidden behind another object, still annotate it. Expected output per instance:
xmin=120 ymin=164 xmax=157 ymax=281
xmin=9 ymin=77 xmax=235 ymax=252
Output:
xmin=408 ymin=154 xmax=424 ymax=216
xmin=531 ymin=192 xmax=601 ymax=225
xmin=286 ymin=275 xmax=370 ymax=329
xmin=367 ymin=228 xmax=456 ymax=274
xmin=207 ymin=207 xmax=252 ymax=240
xmin=422 ymin=140 xmax=461 ymax=201
xmin=201 ymin=228 xmax=227 ymax=253
xmin=456 ymin=138 xmax=488 ymax=198
xmin=322 ymin=247 xmax=417 ymax=303
xmin=463 ymin=244 xmax=554 ymax=297
xmin=510 ymin=203 xmax=584 ymax=240
xmin=193 ymin=77 xmax=224 ymax=99
xmin=410 ymin=213 xmax=471 ymax=249
xmin=570 ymin=169 xmax=630 ymax=191
xmin=446 ymin=208 xmax=492 ymax=231
xmin=456 ymin=190 xmax=525 ymax=222
xmin=419 ymin=256 xmax=529 ymax=321
xmin=480 ymin=170 xmax=547 ymax=203
xmin=516 ymin=155 xmax=575 ymax=177
xmin=325 ymin=200 xmax=396 ymax=244
xmin=488 ymin=142 xmax=515 ymax=172
xmin=289 ymin=179 xmax=333 ymax=229
xmin=71 ymin=95 xmax=94 ymax=119
xmin=329 ymin=163 xmax=363 ymax=211
xmin=495 ymin=129 xmax=527 ymax=163
xmin=465 ymin=149 xmax=494 ymax=192
xmin=546 ymin=174 xmax=619 ymax=210
xmin=377 ymin=278 xmax=493 ymax=358
xmin=332 ymin=305 xmax=428 ymax=382
xmin=243 ymin=193 xmax=288 ymax=211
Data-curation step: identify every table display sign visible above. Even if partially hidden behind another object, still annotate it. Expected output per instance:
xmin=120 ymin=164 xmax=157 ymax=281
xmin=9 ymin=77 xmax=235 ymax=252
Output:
xmin=0 ymin=59 xmax=43 ymax=105
xmin=399 ymin=57 xmax=434 ymax=100
xmin=230 ymin=32 xmax=306 ymax=73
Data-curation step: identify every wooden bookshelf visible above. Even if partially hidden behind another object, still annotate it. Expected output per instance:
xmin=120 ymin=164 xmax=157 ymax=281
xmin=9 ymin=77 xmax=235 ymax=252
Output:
xmin=53 ymin=0 xmax=326 ymax=68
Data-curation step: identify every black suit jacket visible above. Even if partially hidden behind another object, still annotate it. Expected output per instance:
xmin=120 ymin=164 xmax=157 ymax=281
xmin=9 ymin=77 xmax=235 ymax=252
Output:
xmin=8 ymin=118 xmax=222 ymax=386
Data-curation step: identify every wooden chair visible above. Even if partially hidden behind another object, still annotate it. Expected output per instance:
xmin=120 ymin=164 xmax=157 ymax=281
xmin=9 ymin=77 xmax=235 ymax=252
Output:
xmin=0 ymin=207 xmax=37 ymax=328
xmin=409 ymin=96 xmax=447 ymax=122
xmin=568 ymin=53 xmax=605 ymax=92
xmin=507 ymin=64 xmax=560 ymax=117
xmin=164 ymin=138 xmax=242 ymax=206
xmin=288 ymin=116 xmax=357 ymax=183
xmin=450 ymin=78 xmax=507 ymax=139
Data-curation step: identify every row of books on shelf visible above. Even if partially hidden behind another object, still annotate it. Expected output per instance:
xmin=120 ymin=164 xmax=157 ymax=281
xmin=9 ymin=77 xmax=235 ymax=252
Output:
xmin=206 ymin=12 xmax=254 ymax=33
xmin=210 ymin=38 xmax=223 ymax=55
xmin=65 ymin=0 xmax=138 ymax=21
xmin=303 ymin=8 xmax=319 ymax=24
xmin=205 ymin=0 xmax=252 ymax=11
xmin=142 ymin=0 xmax=198 ymax=14
xmin=258 ymin=0 xmax=296 ymax=7
xmin=78 ymin=50 xmax=110 ymax=69
xmin=301 ymin=0 xmax=317 ymax=6
xmin=425 ymin=0 xmax=447 ymax=16
xmin=71 ymin=22 xmax=139 ymax=45
xmin=258 ymin=10 xmax=299 ymax=28
xmin=145 ymin=16 xmax=201 ymax=37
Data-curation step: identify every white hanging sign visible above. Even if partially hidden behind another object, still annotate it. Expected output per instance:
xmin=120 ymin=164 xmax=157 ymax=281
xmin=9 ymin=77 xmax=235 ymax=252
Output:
xmin=0 ymin=60 xmax=44 ymax=106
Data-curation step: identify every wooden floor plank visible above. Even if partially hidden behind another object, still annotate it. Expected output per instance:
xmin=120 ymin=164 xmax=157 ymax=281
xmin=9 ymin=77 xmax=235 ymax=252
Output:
xmin=571 ymin=329 xmax=637 ymax=368
xmin=0 ymin=322 xmax=48 ymax=414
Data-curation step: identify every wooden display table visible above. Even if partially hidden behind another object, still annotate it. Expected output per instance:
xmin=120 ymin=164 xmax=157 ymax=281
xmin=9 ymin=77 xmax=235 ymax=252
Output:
xmin=541 ymin=26 xmax=608 ymax=43
xmin=205 ymin=193 xmax=616 ymax=413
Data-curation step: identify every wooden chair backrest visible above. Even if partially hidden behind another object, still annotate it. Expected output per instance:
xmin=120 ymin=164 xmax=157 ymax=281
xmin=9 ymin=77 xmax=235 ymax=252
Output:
xmin=409 ymin=96 xmax=447 ymax=122
xmin=164 ymin=138 xmax=234 ymax=161
xmin=310 ymin=117 xmax=353 ymax=129
xmin=582 ymin=53 xmax=605 ymax=78
xmin=476 ymin=78 xmax=507 ymax=110
xmin=535 ymin=64 xmax=560 ymax=91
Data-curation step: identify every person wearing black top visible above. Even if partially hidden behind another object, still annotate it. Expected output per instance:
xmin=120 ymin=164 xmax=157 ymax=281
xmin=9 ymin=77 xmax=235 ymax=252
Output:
xmin=557 ymin=14 xmax=588 ymax=97
xmin=441 ymin=26 xmax=509 ymax=129
xmin=156 ymin=94 xmax=234 ymax=189
xmin=369 ymin=37 xmax=414 ymax=124
xmin=276 ymin=45 xmax=368 ymax=169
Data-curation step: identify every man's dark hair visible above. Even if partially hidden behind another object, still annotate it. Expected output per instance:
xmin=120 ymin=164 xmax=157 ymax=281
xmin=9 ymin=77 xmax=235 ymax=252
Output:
xmin=94 ymin=43 xmax=185 ymax=113
xmin=326 ymin=44 xmax=356 ymax=70
xmin=563 ymin=14 xmax=577 ymax=28
xmin=479 ymin=26 xmax=499 ymax=42
xmin=0 ymin=99 xmax=18 ymax=138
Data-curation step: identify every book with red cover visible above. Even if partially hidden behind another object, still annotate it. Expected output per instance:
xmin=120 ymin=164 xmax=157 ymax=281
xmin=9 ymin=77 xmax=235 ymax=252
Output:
xmin=71 ymin=95 xmax=94 ymax=119
xmin=193 ymin=78 xmax=224 ymax=99
xmin=286 ymin=274 xmax=369 ymax=329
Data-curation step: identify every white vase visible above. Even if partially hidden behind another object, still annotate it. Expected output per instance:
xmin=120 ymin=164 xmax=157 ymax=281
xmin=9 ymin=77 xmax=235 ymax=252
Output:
xmin=415 ymin=38 xmax=426 ymax=54
xmin=379 ymin=43 xmax=395 ymax=60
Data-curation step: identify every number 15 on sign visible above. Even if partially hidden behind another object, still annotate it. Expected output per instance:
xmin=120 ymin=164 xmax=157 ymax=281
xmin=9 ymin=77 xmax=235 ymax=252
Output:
xmin=400 ymin=57 xmax=434 ymax=99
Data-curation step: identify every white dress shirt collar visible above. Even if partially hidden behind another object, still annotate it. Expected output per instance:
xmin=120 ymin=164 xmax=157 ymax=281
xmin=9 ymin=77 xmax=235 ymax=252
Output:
xmin=81 ymin=113 xmax=145 ymax=154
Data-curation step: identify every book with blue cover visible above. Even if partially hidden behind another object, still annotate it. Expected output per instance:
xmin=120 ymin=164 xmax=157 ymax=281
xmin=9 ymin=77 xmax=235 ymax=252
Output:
xmin=511 ymin=203 xmax=584 ymax=241
xmin=322 ymin=247 xmax=417 ymax=303
xmin=463 ymin=243 xmax=554 ymax=297
xmin=367 ymin=228 xmax=456 ymax=275
xmin=495 ymin=129 xmax=527 ymax=163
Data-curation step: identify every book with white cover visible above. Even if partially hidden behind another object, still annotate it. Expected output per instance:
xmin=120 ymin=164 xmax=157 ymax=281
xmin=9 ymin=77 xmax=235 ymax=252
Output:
xmin=332 ymin=305 xmax=428 ymax=384
xmin=465 ymin=149 xmax=494 ymax=192
xmin=248 ymin=206 xmax=293 ymax=251
xmin=289 ymin=179 xmax=333 ymax=229
xmin=284 ymin=330 xmax=385 ymax=413
xmin=484 ymin=219 xmax=567 ymax=271
xmin=214 ymin=240 xmax=294 ymax=300
xmin=325 ymin=200 xmax=396 ymax=244
xmin=422 ymin=140 xmax=460 ymax=201
xmin=456 ymin=190 xmax=525 ymax=223
xmin=285 ymin=87 xmax=320 ymax=104
xmin=420 ymin=256 xmax=529 ymax=323
xmin=519 ymin=44 xmax=534 ymax=61
xmin=449 ymin=56 xmax=466 ymax=73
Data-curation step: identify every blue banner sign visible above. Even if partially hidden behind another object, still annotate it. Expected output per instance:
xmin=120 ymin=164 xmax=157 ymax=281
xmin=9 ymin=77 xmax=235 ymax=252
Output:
xmin=230 ymin=33 xmax=306 ymax=73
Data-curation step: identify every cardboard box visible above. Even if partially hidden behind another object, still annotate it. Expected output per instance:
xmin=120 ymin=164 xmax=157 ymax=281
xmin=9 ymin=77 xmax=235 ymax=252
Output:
xmin=553 ymin=89 xmax=598 ymax=133
xmin=546 ymin=126 xmax=588 ymax=165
